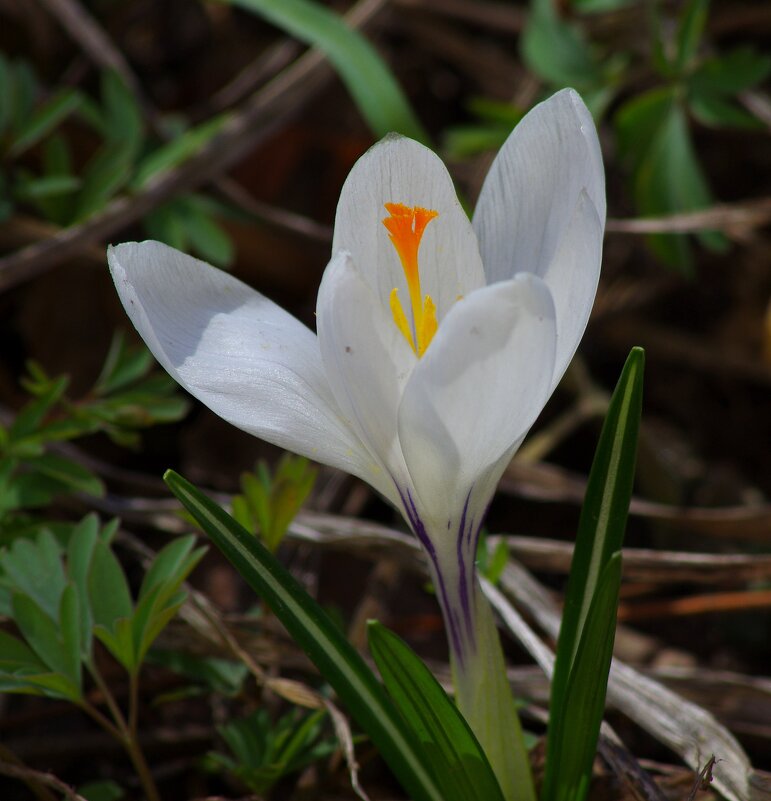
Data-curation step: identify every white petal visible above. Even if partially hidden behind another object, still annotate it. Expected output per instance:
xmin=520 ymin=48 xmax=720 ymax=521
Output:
xmin=543 ymin=190 xmax=603 ymax=394
xmin=316 ymin=250 xmax=415 ymax=504
xmin=397 ymin=274 xmax=557 ymax=526
xmin=108 ymin=241 xmax=371 ymax=479
xmin=333 ymin=135 xmax=486 ymax=322
xmin=472 ymin=88 xmax=606 ymax=285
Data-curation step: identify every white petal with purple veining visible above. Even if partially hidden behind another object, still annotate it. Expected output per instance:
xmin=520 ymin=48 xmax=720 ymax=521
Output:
xmin=108 ymin=241 xmax=372 ymax=481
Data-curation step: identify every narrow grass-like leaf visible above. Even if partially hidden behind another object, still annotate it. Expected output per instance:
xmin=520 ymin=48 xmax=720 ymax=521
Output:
xmin=545 ymin=555 xmax=622 ymax=801
xmin=28 ymin=453 xmax=105 ymax=498
xmin=542 ymin=348 xmax=644 ymax=801
xmin=164 ymin=469 xmax=444 ymax=801
xmin=8 ymin=89 xmax=82 ymax=156
xmin=132 ymin=115 xmax=227 ymax=188
xmin=14 ymin=175 xmax=81 ymax=200
xmin=94 ymin=333 xmax=154 ymax=396
xmin=368 ymin=621 xmax=506 ymax=801
xmin=223 ymin=0 xmax=428 ymax=143
xmin=675 ymin=0 xmax=709 ymax=72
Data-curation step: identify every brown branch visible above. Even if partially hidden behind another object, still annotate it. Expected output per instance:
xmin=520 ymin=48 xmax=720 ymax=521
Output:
xmin=37 ymin=0 xmax=143 ymax=100
xmin=501 ymin=460 xmax=771 ymax=540
xmin=606 ymin=198 xmax=771 ymax=237
xmin=619 ymin=588 xmax=771 ymax=622
xmin=499 ymin=535 xmax=771 ymax=585
xmin=0 ymin=759 xmax=86 ymax=801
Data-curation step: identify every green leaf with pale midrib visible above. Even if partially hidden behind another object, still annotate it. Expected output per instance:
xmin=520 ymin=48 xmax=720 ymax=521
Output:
xmin=368 ymin=621 xmax=506 ymax=801
xmin=542 ymin=347 xmax=644 ymax=801
xmin=545 ymin=554 xmax=622 ymax=801
xmin=164 ymin=469 xmax=445 ymax=801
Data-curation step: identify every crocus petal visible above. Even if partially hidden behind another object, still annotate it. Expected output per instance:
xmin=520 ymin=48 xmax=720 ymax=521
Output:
xmin=541 ymin=189 xmax=604 ymax=394
xmin=397 ymin=274 xmax=557 ymax=527
xmin=333 ymin=135 xmax=486 ymax=321
xmin=316 ymin=250 xmax=415 ymax=505
xmin=108 ymin=241 xmax=372 ymax=480
xmin=472 ymin=88 xmax=605 ymax=286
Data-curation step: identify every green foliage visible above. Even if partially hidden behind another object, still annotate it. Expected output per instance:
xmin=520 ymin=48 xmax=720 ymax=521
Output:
xmin=522 ymin=0 xmax=604 ymax=90
xmin=0 ymin=55 xmax=235 ymax=264
xmin=132 ymin=115 xmax=228 ymax=189
xmin=542 ymin=348 xmax=644 ymax=801
xmin=74 ymin=71 xmax=145 ymax=221
xmin=368 ymin=621 xmax=506 ymax=801
xmin=147 ymin=649 xmax=249 ymax=697
xmin=164 ymin=469 xmax=447 ymax=801
xmin=92 ymin=534 xmax=207 ymax=673
xmin=478 ymin=0 xmax=771 ymax=273
xmin=0 ymin=515 xmax=205 ymax=699
xmin=616 ymin=0 xmax=766 ymax=271
xmin=144 ymin=194 xmax=236 ymax=269
xmin=444 ymin=100 xmax=524 ymax=160
xmin=204 ymin=707 xmax=337 ymax=793
xmin=0 ymin=333 xmax=187 ymax=538
xmin=475 ymin=530 xmax=509 ymax=586
xmin=231 ymin=454 xmax=317 ymax=551
xmin=222 ymin=0 xmax=429 ymax=143
xmin=0 ymin=54 xmax=84 ymax=159
xmin=615 ymin=90 xmax=726 ymax=272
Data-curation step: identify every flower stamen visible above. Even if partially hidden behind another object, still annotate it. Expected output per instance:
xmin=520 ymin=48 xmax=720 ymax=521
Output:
xmin=383 ymin=202 xmax=439 ymax=357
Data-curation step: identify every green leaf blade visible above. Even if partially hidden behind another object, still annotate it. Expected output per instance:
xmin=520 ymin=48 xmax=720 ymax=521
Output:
xmin=164 ymin=469 xmax=444 ymax=801
xmin=368 ymin=621 xmax=506 ymax=801
xmin=88 ymin=540 xmax=134 ymax=630
xmin=12 ymin=592 xmax=72 ymax=681
xmin=545 ymin=555 xmax=623 ymax=801
xmin=223 ymin=0 xmax=428 ymax=143
xmin=543 ymin=348 xmax=644 ymax=801
xmin=8 ymin=89 xmax=83 ymax=157
xmin=675 ymin=0 xmax=710 ymax=72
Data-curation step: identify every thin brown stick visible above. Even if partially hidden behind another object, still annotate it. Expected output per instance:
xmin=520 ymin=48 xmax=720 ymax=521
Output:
xmin=619 ymin=588 xmax=771 ymax=622
xmin=0 ymin=759 xmax=87 ymax=801
xmin=606 ymin=198 xmax=771 ymax=236
xmin=37 ymin=0 xmax=143 ymax=100
xmin=496 ymin=535 xmax=771 ymax=585
xmin=0 ymin=744 xmax=58 ymax=801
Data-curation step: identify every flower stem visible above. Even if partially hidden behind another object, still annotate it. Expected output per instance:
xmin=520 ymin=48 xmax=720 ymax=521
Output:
xmin=438 ymin=574 xmax=536 ymax=801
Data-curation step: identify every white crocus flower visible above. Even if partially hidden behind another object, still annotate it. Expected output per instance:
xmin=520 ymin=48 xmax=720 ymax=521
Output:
xmin=109 ymin=88 xmax=605 ymax=800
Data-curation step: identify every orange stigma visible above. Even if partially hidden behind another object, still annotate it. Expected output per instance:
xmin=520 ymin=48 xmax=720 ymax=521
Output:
xmin=382 ymin=202 xmax=439 ymax=357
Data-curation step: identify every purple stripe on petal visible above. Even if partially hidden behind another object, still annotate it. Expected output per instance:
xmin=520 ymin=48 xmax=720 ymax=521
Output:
xmin=456 ymin=490 xmax=475 ymax=646
xmin=394 ymin=481 xmax=466 ymax=665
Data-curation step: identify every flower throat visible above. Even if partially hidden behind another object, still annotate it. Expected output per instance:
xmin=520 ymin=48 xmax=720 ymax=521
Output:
xmin=383 ymin=202 xmax=439 ymax=357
